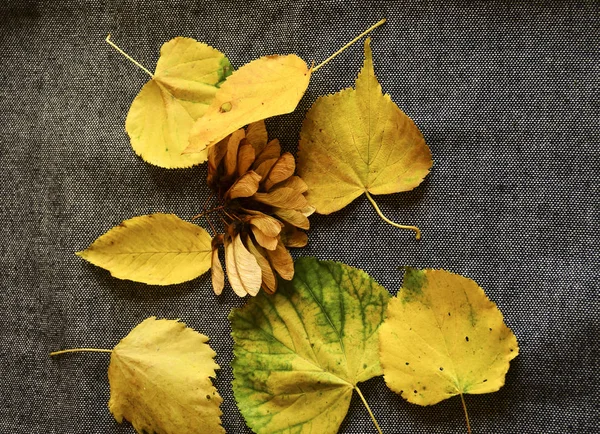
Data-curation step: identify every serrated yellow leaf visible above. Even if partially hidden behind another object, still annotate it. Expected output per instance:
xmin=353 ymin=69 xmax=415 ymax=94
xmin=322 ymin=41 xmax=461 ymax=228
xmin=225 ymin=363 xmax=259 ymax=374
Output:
xmin=185 ymin=54 xmax=311 ymax=154
xmin=125 ymin=37 xmax=232 ymax=168
xmin=108 ymin=317 xmax=224 ymax=434
xmin=77 ymin=213 xmax=212 ymax=285
xmin=297 ymin=38 xmax=432 ymax=214
xmin=379 ymin=268 xmax=519 ymax=406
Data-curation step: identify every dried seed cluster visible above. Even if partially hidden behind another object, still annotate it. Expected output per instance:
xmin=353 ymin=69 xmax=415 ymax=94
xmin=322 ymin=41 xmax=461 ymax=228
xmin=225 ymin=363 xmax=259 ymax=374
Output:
xmin=203 ymin=121 xmax=314 ymax=296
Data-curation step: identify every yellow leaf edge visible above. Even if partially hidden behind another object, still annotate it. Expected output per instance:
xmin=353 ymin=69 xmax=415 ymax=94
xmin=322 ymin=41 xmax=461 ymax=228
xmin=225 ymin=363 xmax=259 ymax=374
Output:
xmin=184 ymin=53 xmax=312 ymax=154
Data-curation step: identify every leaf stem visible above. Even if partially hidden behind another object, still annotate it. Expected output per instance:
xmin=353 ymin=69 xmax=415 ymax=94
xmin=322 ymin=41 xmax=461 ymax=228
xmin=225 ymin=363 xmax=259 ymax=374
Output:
xmin=364 ymin=191 xmax=421 ymax=240
xmin=460 ymin=393 xmax=472 ymax=434
xmin=313 ymin=18 xmax=386 ymax=72
xmin=192 ymin=205 xmax=226 ymax=221
xmin=354 ymin=385 xmax=383 ymax=434
xmin=105 ymin=34 xmax=154 ymax=78
xmin=50 ymin=348 xmax=113 ymax=357
xmin=205 ymin=214 xmax=217 ymax=236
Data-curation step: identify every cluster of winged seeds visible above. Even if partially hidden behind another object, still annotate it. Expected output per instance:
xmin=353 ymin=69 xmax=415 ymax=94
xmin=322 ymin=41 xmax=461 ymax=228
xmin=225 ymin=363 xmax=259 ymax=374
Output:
xmin=205 ymin=120 xmax=314 ymax=296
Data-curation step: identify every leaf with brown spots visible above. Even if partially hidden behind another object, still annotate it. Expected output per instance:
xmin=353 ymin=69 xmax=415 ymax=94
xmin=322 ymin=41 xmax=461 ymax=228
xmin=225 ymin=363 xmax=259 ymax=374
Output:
xmin=379 ymin=268 xmax=519 ymax=432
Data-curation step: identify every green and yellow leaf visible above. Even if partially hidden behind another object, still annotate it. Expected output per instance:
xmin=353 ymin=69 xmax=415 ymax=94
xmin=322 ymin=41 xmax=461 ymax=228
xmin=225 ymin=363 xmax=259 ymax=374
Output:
xmin=379 ymin=268 xmax=519 ymax=406
xmin=77 ymin=213 xmax=212 ymax=285
xmin=108 ymin=317 xmax=224 ymax=433
xmin=229 ymin=257 xmax=390 ymax=434
xmin=125 ymin=37 xmax=232 ymax=168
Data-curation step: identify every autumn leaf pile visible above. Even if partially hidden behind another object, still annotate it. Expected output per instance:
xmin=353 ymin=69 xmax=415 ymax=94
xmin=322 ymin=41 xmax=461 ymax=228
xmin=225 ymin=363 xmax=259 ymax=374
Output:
xmin=54 ymin=22 xmax=520 ymax=434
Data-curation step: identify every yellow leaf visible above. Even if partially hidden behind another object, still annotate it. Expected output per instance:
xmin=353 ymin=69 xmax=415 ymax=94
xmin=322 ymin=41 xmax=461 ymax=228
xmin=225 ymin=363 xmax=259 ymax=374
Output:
xmin=76 ymin=213 xmax=212 ymax=285
xmin=123 ymin=37 xmax=232 ymax=168
xmin=379 ymin=268 xmax=519 ymax=407
xmin=108 ymin=317 xmax=224 ymax=434
xmin=297 ymin=38 xmax=432 ymax=236
xmin=185 ymin=55 xmax=311 ymax=153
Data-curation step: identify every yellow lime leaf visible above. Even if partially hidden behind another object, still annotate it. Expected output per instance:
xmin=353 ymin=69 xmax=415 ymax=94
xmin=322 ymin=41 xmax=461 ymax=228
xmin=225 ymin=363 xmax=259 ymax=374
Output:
xmin=297 ymin=38 xmax=432 ymax=234
xmin=229 ymin=257 xmax=390 ymax=434
xmin=108 ymin=317 xmax=224 ymax=434
xmin=123 ymin=37 xmax=232 ymax=168
xmin=76 ymin=213 xmax=212 ymax=285
xmin=185 ymin=54 xmax=311 ymax=153
xmin=379 ymin=268 xmax=519 ymax=407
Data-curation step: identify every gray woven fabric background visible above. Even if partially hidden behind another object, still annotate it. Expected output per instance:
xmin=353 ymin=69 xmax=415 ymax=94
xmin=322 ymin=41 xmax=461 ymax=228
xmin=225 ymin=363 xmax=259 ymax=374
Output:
xmin=1 ymin=0 xmax=598 ymax=433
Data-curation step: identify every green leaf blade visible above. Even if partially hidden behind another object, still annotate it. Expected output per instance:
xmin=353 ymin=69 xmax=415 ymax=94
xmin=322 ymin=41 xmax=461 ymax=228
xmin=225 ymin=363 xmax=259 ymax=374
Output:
xmin=230 ymin=257 xmax=390 ymax=434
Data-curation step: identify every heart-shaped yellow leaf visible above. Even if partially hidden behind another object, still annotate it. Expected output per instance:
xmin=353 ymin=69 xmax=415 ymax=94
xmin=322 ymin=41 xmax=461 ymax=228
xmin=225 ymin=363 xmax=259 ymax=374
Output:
xmin=124 ymin=37 xmax=232 ymax=168
xmin=297 ymin=38 xmax=432 ymax=238
xmin=379 ymin=268 xmax=519 ymax=406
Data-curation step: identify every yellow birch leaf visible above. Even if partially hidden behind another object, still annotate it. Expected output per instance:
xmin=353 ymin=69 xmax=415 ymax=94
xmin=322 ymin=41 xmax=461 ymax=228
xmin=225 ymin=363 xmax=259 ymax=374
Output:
xmin=76 ymin=213 xmax=212 ymax=285
xmin=297 ymin=38 xmax=432 ymax=237
xmin=185 ymin=55 xmax=311 ymax=153
xmin=379 ymin=268 xmax=519 ymax=408
xmin=108 ymin=317 xmax=224 ymax=434
xmin=122 ymin=37 xmax=232 ymax=168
